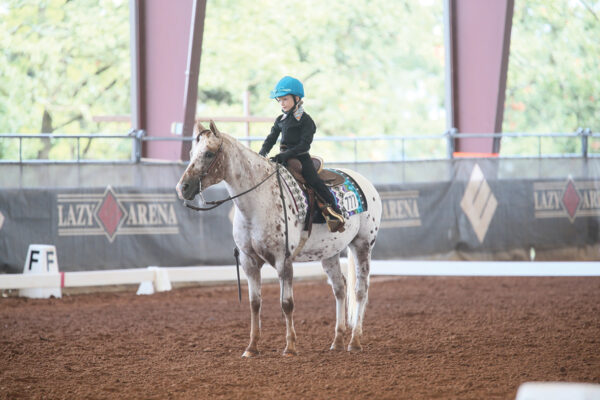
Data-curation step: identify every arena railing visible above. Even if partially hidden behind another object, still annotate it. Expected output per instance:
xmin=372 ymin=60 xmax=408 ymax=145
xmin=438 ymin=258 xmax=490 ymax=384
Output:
xmin=0 ymin=128 xmax=596 ymax=164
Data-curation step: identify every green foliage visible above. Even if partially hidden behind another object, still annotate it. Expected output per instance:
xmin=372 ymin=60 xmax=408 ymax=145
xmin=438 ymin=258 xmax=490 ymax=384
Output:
xmin=197 ymin=0 xmax=446 ymax=160
xmin=2 ymin=0 xmax=598 ymax=161
xmin=503 ymin=0 xmax=600 ymax=156
xmin=0 ymin=0 xmax=130 ymax=160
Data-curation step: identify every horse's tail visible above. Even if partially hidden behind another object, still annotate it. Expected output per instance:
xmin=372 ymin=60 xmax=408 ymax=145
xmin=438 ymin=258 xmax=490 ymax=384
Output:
xmin=346 ymin=247 xmax=357 ymax=328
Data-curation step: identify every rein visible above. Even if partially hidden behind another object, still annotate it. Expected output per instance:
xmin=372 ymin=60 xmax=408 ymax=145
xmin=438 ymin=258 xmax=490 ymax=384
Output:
xmin=183 ymin=167 xmax=279 ymax=211
xmin=275 ymin=165 xmax=291 ymax=258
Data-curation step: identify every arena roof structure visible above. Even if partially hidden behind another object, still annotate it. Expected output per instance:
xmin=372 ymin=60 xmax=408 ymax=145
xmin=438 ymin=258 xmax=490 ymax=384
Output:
xmin=131 ymin=0 xmax=515 ymax=161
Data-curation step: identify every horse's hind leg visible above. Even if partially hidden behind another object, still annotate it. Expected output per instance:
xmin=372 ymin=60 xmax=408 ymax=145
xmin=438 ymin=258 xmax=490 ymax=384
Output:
xmin=242 ymin=254 xmax=262 ymax=358
xmin=278 ymin=258 xmax=297 ymax=356
xmin=348 ymin=241 xmax=371 ymax=352
xmin=321 ymin=254 xmax=346 ymax=350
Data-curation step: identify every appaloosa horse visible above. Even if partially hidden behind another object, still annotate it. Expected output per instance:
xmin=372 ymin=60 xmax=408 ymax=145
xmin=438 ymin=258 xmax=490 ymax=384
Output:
xmin=176 ymin=120 xmax=382 ymax=357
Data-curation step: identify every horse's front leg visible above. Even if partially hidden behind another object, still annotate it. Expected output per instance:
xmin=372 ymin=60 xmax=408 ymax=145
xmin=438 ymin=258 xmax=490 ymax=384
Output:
xmin=278 ymin=258 xmax=297 ymax=356
xmin=321 ymin=254 xmax=346 ymax=350
xmin=241 ymin=253 xmax=262 ymax=358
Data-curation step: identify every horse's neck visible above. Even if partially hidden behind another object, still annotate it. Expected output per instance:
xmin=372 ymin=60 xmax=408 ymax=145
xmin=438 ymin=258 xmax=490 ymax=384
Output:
xmin=221 ymin=135 xmax=275 ymax=215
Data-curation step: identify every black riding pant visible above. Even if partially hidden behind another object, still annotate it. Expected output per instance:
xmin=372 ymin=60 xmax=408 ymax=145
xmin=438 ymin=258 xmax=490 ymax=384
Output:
xmin=291 ymin=153 xmax=338 ymax=209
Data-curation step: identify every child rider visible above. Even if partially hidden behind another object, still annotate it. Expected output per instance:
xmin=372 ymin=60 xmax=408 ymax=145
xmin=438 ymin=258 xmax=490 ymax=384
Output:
xmin=258 ymin=76 xmax=345 ymax=232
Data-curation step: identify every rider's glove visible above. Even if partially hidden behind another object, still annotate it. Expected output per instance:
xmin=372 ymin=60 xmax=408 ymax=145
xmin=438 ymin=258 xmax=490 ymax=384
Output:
xmin=270 ymin=152 xmax=289 ymax=164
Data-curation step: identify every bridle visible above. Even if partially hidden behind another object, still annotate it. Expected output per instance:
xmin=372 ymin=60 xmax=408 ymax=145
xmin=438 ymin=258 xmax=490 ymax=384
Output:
xmin=197 ymin=130 xmax=223 ymax=179
xmin=183 ymin=132 xmax=280 ymax=211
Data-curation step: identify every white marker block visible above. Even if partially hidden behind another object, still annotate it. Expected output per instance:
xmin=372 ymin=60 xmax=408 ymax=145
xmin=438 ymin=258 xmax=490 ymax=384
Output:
xmin=516 ymin=382 xmax=600 ymax=400
xmin=19 ymin=244 xmax=62 ymax=299
xmin=136 ymin=267 xmax=172 ymax=295
xmin=136 ymin=280 xmax=155 ymax=296
xmin=150 ymin=266 xmax=172 ymax=292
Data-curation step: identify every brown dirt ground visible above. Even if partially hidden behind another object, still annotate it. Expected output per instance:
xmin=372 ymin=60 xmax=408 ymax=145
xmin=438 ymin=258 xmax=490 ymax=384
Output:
xmin=1 ymin=276 xmax=599 ymax=400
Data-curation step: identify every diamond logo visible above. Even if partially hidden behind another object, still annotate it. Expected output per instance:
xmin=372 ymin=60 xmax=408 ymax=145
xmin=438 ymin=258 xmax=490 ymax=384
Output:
xmin=94 ymin=186 xmax=127 ymax=242
xmin=0 ymin=211 xmax=4 ymax=231
xmin=561 ymin=179 xmax=581 ymax=221
xmin=460 ymin=164 xmax=498 ymax=243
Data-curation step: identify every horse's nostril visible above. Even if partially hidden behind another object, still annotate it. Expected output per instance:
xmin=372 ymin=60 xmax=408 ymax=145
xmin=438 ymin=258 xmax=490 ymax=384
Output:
xmin=182 ymin=183 xmax=189 ymax=192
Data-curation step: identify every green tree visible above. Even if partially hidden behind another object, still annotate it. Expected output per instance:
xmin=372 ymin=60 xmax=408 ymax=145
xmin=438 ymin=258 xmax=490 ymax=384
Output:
xmin=0 ymin=0 xmax=130 ymax=160
xmin=503 ymin=0 xmax=600 ymax=156
xmin=197 ymin=0 xmax=447 ymax=160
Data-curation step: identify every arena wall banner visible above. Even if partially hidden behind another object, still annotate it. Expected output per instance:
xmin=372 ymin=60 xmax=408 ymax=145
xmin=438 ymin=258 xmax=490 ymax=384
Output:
xmin=1 ymin=159 xmax=599 ymax=273
xmin=0 ymin=185 xmax=236 ymax=273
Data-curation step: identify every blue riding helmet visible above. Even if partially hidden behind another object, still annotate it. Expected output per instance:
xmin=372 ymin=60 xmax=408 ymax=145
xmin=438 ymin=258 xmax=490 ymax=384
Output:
xmin=270 ymin=76 xmax=304 ymax=99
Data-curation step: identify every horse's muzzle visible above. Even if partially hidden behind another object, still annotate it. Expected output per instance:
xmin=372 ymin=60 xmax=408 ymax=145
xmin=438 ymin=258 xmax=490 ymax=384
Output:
xmin=176 ymin=180 xmax=199 ymax=201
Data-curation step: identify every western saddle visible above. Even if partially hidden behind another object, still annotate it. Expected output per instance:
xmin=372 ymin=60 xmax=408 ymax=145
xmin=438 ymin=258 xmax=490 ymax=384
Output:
xmin=285 ymin=156 xmax=346 ymax=233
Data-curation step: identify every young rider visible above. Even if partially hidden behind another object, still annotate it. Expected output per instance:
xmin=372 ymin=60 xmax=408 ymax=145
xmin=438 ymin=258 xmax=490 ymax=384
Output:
xmin=258 ymin=76 xmax=345 ymax=231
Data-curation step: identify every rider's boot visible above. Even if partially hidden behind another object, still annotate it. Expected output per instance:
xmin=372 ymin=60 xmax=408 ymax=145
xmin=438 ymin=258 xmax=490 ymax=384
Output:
xmin=324 ymin=203 xmax=345 ymax=233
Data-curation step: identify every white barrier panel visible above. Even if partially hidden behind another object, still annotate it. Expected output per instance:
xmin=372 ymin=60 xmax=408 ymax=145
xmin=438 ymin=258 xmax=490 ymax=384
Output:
xmin=2 ymin=260 xmax=600 ymax=295
xmin=515 ymin=382 xmax=600 ymax=400
xmin=65 ymin=268 xmax=155 ymax=287
xmin=165 ymin=262 xmax=328 ymax=283
xmin=19 ymin=244 xmax=62 ymax=299
xmin=370 ymin=261 xmax=600 ymax=276
xmin=0 ymin=262 xmax=328 ymax=293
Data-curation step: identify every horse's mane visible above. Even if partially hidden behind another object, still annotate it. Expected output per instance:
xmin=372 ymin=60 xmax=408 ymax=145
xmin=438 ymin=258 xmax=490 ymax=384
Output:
xmin=220 ymin=131 xmax=274 ymax=171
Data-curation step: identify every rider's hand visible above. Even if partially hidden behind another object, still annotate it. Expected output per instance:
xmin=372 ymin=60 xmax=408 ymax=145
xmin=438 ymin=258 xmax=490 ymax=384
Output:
xmin=270 ymin=154 xmax=283 ymax=164
xmin=270 ymin=153 xmax=287 ymax=164
xmin=258 ymin=149 xmax=268 ymax=157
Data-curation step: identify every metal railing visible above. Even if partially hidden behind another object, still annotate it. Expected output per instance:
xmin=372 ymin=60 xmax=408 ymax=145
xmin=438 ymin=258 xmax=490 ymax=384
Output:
xmin=0 ymin=128 xmax=597 ymax=164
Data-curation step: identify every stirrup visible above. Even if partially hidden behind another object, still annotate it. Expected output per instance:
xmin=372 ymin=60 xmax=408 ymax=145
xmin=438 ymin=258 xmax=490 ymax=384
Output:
xmin=324 ymin=206 xmax=345 ymax=233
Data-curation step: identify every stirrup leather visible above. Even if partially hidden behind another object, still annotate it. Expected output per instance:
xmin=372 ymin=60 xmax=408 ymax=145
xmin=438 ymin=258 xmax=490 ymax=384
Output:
xmin=324 ymin=206 xmax=345 ymax=233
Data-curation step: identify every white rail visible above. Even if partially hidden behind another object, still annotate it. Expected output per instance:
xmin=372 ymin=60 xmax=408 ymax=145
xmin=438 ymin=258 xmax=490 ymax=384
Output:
xmin=1 ymin=260 xmax=599 ymax=292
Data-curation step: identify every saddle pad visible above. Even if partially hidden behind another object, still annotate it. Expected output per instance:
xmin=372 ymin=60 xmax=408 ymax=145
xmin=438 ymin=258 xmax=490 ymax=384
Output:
xmin=277 ymin=166 xmax=309 ymax=223
xmin=277 ymin=167 xmax=366 ymax=222
xmin=328 ymin=169 xmax=368 ymax=218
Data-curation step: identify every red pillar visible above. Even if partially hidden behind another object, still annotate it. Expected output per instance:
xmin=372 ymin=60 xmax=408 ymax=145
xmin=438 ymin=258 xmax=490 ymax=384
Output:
xmin=132 ymin=0 xmax=205 ymax=161
xmin=447 ymin=0 xmax=514 ymax=155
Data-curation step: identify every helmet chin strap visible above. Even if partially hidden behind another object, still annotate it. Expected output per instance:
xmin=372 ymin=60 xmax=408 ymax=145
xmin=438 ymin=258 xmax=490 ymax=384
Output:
xmin=281 ymin=96 xmax=300 ymax=116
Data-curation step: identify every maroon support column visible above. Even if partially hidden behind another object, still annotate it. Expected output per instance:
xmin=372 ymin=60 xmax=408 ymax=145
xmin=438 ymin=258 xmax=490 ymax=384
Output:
xmin=447 ymin=0 xmax=514 ymax=155
xmin=132 ymin=0 xmax=204 ymax=161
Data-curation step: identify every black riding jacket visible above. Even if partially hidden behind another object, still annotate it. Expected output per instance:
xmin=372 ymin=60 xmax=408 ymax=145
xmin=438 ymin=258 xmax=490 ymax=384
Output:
xmin=259 ymin=112 xmax=316 ymax=158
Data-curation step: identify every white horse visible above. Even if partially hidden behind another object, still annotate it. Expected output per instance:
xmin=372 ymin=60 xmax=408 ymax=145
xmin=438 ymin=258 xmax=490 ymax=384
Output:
xmin=176 ymin=120 xmax=382 ymax=357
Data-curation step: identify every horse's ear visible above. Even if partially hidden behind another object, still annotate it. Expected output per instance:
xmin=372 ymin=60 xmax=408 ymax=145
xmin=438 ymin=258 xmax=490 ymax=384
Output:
xmin=209 ymin=120 xmax=220 ymax=137
xmin=195 ymin=119 xmax=206 ymax=133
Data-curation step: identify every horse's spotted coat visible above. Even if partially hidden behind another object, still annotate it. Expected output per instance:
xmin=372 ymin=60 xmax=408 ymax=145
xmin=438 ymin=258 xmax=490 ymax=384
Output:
xmin=176 ymin=120 xmax=382 ymax=356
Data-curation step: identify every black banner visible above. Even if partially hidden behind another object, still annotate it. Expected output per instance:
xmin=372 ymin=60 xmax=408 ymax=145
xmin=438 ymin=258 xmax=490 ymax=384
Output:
xmin=1 ymin=160 xmax=600 ymax=273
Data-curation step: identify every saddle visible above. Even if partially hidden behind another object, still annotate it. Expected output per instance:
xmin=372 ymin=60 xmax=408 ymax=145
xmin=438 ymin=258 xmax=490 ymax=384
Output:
xmin=286 ymin=156 xmax=345 ymax=187
xmin=285 ymin=156 xmax=346 ymax=233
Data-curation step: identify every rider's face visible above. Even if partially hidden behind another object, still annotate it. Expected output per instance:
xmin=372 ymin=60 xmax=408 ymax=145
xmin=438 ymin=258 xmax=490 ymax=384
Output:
xmin=277 ymin=95 xmax=296 ymax=112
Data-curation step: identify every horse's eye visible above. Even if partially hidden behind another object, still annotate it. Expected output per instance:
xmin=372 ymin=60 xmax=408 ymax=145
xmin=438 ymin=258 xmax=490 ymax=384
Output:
xmin=205 ymin=151 xmax=215 ymax=159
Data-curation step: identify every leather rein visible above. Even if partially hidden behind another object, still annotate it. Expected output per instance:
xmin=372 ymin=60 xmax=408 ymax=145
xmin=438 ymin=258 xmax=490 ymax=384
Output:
xmin=183 ymin=135 xmax=280 ymax=211
xmin=183 ymin=167 xmax=279 ymax=211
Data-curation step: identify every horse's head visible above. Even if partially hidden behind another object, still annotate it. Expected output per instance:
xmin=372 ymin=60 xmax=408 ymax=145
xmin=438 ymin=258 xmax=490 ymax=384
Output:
xmin=176 ymin=120 xmax=225 ymax=201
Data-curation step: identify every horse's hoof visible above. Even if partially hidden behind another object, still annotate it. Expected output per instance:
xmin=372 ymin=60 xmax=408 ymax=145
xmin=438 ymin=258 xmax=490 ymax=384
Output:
xmin=347 ymin=344 xmax=363 ymax=352
xmin=283 ymin=349 xmax=298 ymax=357
xmin=242 ymin=349 xmax=259 ymax=358
xmin=330 ymin=339 xmax=345 ymax=351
